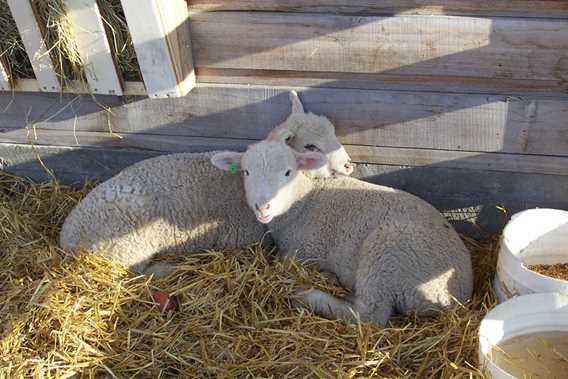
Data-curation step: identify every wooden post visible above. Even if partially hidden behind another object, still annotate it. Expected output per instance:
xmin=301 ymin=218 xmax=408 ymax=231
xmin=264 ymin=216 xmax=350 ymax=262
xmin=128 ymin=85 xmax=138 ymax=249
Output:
xmin=7 ymin=0 xmax=61 ymax=92
xmin=120 ymin=0 xmax=195 ymax=98
xmin=0 ymin=58 xmax=11 ymax=91
xmin=64 ymin=0 xmax=124 ymax=95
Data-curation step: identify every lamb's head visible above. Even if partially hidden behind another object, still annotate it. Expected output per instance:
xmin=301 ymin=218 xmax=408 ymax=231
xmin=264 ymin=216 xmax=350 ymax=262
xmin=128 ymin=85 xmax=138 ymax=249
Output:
xmin=269 ymin=91 xmax=354 ymax=178
xmin=211 ymin=140 xmax=327 ymax=224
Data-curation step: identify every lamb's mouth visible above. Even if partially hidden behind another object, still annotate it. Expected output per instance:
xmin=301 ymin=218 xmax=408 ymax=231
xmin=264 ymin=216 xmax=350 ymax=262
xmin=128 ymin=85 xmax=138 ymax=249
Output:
xmin=256 ymin=213 xmax=273 ymax=223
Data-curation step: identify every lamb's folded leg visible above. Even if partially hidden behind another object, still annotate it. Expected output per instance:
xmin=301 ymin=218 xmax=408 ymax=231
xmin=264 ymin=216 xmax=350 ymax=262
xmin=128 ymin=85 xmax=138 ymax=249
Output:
xmin=294 ymin=288 xmax=393 ymax=326
xmin=294 ymin=288 xmax=359 ymax=322
xmin=141 ymin=261 xmax=177 ymax=278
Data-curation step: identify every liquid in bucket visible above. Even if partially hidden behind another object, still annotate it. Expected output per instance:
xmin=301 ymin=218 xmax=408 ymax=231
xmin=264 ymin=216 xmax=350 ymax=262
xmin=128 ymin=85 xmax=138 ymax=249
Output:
xmin=489 ymin=331 xmax=568 ymax=378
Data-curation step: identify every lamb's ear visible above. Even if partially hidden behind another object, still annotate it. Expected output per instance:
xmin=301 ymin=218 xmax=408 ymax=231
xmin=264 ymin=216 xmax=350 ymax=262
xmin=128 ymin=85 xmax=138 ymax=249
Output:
xmin=289 ymin=90 xmax=305 ymax=114
xmin=294 ymin=151 xmax=327 ymax=171
xmin=210 ymin=152 xmax=244 ymax=172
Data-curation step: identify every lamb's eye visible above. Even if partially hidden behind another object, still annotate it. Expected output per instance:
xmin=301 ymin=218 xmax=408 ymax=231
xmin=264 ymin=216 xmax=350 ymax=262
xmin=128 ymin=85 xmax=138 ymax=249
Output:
xmin=304 ymin=144 xmax=320 ymax=152
xmin=285 ymin=169 xmax=292 ymax=177
xmin=244 ymin=170 xmax=250 ymax=176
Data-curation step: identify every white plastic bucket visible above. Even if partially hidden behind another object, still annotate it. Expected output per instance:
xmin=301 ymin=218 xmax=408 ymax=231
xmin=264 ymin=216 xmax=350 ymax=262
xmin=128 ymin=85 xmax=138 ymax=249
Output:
xmin=478 ymin=292 xmax=568 ymax=379
xmin=494 ymin=208 xmax=568 ymax=302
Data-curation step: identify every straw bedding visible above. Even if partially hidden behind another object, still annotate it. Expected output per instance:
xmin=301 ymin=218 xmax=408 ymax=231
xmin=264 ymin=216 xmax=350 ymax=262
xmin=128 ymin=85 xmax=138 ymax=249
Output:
xmin=0 ymin=171 xmax=498 ymax=378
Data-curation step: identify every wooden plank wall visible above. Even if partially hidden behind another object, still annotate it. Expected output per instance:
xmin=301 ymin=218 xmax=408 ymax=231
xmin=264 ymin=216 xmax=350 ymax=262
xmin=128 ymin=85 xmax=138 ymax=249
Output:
xmin=184 ymin=1 xmax=568 ymax=180
xmin=1 ymin=85 xmax=567 ymax=175
xmin=2 ymin=0 xmax=568 ymax=235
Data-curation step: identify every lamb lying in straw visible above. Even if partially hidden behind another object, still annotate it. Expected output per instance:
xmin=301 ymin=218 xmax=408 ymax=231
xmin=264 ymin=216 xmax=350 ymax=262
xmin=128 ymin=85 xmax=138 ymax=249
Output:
xmin=211 ymin=140 xmax=473 ymax=326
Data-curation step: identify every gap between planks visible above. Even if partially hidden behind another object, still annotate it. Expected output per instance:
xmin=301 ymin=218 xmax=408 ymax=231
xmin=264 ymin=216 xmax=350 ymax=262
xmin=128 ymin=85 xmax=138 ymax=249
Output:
xmin=187 ymin=0 xmax=568 ymax=19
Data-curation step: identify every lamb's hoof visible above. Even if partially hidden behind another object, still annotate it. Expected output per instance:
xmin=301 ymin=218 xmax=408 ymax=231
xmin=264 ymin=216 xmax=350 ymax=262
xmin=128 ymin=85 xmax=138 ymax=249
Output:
xmin=291 ymin=287 xmax=316 ymax=308
xmin=144 ymin=262 xmax=177 ymax=278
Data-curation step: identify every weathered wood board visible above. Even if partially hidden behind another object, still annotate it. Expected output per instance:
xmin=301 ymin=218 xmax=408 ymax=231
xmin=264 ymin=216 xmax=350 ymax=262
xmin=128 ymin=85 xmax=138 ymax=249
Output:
xmin=1 ymin=86 xmax=568 ymax=157
xmin=1 ymin=127 xmax=566 ymax=176
xmin=190 ymin=12 xmax=568 ymax=83
xmin=0 ymin=128 xmax=252 ymax=153
xmin=197 ymin=68 xmax=568 ymax=97
xmin=188 ymin=0 xmax=568 ymax=19
xmin=349 ymin=146 xmax=568 ymax=176
xmin=0 ymin=143 xmax=158 ymax=184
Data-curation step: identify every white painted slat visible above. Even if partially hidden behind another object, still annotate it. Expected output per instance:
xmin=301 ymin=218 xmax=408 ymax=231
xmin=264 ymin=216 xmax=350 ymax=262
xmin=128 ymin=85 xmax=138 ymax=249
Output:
xmin=64 ymin=0 xmax=123 ymax=95
xmin=0 ymin=59 xmax=11 ymax=90
xmin=7 ymin=0 xmax=61 ymax=92
xmin=120 ymin=0 xmax=195 ymax=98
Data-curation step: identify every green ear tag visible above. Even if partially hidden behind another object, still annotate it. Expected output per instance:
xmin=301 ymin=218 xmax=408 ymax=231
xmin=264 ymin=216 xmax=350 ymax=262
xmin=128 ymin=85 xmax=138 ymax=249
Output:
xmin=229 ymin=162 xmax=238 ymax=174
xmin=282 ymin=131 xmax=293 ymax=141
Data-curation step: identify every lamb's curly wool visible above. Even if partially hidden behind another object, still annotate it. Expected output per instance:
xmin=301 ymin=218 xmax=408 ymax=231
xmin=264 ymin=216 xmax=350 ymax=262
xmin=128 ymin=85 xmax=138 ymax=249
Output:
xmin=60 ymin=92 xmax=352 ymax=275
xmin=213 ymin=141 xmax=473 ymax=326
xmin=59 ymin=152 xmax=263 ymax=273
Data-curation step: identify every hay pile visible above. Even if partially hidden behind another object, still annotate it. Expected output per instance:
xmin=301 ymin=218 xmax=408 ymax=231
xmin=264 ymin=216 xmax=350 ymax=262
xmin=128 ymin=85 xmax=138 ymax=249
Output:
xmin=32 ymin=0 xmax=85 ymax=83
xmin=97 ymin=0 xmax=141 ymax=82
xmin=0 ymin=0 xmax=141 ymax=85
xmin=0 ymin=171 xmax=498 ymax=378
xmin=0 ymin=0 xmax=35 ymax=80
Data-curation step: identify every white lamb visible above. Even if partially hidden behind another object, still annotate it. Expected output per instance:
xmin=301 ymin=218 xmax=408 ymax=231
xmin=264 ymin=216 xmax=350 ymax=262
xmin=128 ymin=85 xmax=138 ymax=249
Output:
xmin=60 ymin=91 xmax=354 ymax=275
xmin=211 ymin=140 xmax=473 ymax=326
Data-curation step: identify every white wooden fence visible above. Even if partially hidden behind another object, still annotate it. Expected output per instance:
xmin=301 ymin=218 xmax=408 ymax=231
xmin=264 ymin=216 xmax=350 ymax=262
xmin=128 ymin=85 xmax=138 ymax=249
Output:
xmin=1 ymin=0 xmax=196 ymax=98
